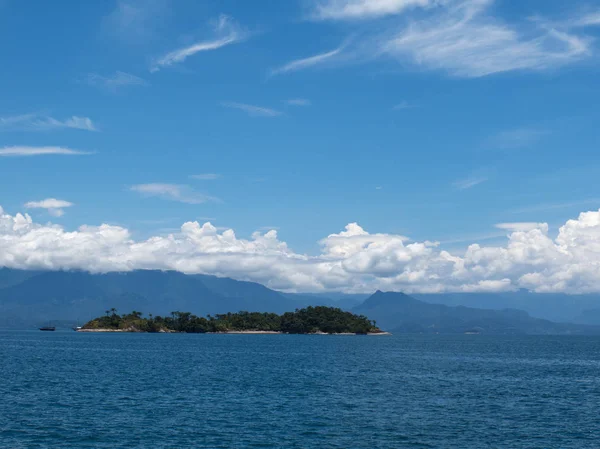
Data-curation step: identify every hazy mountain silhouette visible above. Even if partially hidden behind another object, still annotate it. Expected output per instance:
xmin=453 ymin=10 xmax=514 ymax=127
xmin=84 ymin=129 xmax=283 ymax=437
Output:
xmin=2 ymin=268 xmax=600 ymax=331
xmin=353 ymin=291 xmax=600 ymax=335
xmin=412 ymin=291 xmax=600 ymax=323
xmin=0 ymin=269 xmax=320 ymax=328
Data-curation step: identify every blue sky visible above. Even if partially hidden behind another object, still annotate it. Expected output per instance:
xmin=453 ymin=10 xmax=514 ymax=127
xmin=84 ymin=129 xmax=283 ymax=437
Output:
xmin=1 ymin=0 xmax=600 ymax=293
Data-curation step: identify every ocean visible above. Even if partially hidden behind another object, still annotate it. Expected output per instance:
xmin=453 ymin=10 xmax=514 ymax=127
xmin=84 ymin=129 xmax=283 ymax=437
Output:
xmin=1 ymin=331 xmax=599 ymax=448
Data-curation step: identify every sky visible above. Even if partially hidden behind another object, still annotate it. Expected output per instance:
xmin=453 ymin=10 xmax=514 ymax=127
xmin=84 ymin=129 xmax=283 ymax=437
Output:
xmin=1 ymin=0 xmax=600 ymax=293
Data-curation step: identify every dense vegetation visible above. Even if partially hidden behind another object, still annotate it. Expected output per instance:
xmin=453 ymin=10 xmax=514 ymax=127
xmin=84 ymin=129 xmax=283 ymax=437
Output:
xmin=81 ymin=306 xmax=382 ymax=334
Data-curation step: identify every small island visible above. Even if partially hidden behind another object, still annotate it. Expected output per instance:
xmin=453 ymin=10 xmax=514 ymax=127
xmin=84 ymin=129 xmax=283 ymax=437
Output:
xmin=79 ymin=306 xmax=389 ymax=335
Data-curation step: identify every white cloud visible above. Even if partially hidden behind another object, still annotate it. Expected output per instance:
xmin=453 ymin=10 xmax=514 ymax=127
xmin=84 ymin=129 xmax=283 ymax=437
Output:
xmin=453 ymin=175 xmax=488 ymax=190
xmin=270 ymin=47 xmax=343 ymax=76
xmin=130 ymin=183 xmax=218 ymax=204
xmin=312 ymin=0 xmax=440 ymax=20
xmin=489 ymin=127 xmax=548 ymax=149
xmin=85 ymin=71 xmax=148 ymax=90
xmin=305 ymin=0 xmax=594 ymax=78
xmin=103 ymin=0 xmax=168 ymax=42
xmin=190 ymin=174 xmax=221 ymax=180
xmin=392 ymin=101 xmax=414 ymax=110
xmin=511 ymin=198 xmax=600 ymax=214
xmin=3 ymin=206 xmax=600 ymax=293
xmin=221 ymin=102 xmax=282 ymax=117
xmin=380 ymin=0 xmax=591 ymax=77
xmin=0 ymin=146 xmax=93 ymax=157
xmin=151 ymin=15 xmax=244 ymax=72
xmin=0 ymin=114 xmax=96 ymax=132
xmin=578 ymin=12 xmax=600 ymax=27
xmin=495 ymin=222 xmax=547 ymax=232
xmin=24 ymin=199 xmax=74 ymax=217
xmin=286 ymin=99 xmax=312 ymax=106
xmin=560 ymin=10 xmax=600 ymax=28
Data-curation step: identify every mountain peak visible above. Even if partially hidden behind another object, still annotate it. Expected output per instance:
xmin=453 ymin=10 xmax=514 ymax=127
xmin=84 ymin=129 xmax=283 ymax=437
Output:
xmin=356 ymin=290 xmax=419 ymax=310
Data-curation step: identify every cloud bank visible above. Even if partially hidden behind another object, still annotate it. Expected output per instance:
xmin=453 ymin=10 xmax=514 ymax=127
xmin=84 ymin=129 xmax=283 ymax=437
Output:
xmin=2 ymin=205 xmax=600 ymax=294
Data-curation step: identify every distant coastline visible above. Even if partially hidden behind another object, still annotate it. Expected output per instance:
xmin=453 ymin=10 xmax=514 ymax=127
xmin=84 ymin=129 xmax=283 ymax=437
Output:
xmin=77 ymin=328 xmax=391 ymax=335
xmin=79 ymin=307 xmax=388 ymax=335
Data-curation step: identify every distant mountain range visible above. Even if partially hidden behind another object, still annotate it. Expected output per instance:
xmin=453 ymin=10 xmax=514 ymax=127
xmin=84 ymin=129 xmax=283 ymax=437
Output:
xmin=354 ymin=291 xmax=599 ymax=335
xmin=412 ymin=291 xmax=600 ymax=324
xmin=1 ymin=268 xmax=600 ymax=333
xmin=0 ymin=268 xmax=339 ymax=329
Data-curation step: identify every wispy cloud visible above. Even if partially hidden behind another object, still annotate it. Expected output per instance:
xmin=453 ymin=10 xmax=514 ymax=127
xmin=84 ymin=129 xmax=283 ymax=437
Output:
xmin=221 ymin=102 xmax=282 ymax=117
xmin=311 ymin=0 xmax=439 ymax=20
xmin=0 ymin=113 xmax=96 ymax=132
xmin=548 ymin=10 xmax=600 ymax=29
xmin=453 ymin=175 xmax=488 ymax=190
xmin=510 ymin=198 xmax=600 ymax=214
xmin=130 ymin=183 xmax=218 ymax=204
xmin=85 ymin=71 xmax=148 ymax=90
xmin=286 ymin=98 xmax=311 ymax=106
xmin=495 ymin=222 xmax=546 ymax=232
xmin=381 ymin=0 xmax=591 ymax=77
xmin=103 ymin=0 xmax=168 ymax=43
xmin=439 ymin=230 xmax=508 ymax=245
xmin=151 ymin=15 xmax=244 ymax=72
xmin=392 ymin=101 xmax=415 ymax=110
xmin=574 ymin=11 xmax=600 ymax=27
xmin=24 ymin=198 xmax=74 ymax=217
xmin=190 ymin=173 xmax=221 ymax=180
xmin=489 ymin=127 xmax=549 ymax=149
xmin=304 ymin=1 xmax=593 ymax=78
xmin=270 ymin=46 xmax=343 ymax=76
xmin=0 ymin=146 xmax=93 ymax=157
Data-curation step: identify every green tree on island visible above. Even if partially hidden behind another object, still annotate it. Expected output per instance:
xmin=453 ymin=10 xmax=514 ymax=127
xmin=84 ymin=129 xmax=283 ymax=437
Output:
xmin=81 ymin=306 xmax=383 ymax=334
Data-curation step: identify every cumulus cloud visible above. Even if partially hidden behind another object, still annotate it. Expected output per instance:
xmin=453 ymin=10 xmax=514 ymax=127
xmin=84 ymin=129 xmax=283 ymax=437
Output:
xmin=130 ymin=183 xmax=218 ymax=204
xmin=151 ymin=15 xmax=244 ymax=72
xmin=0 ymin=146 xmax=93 ymax=157
xmin=24 ymin=199 xmax=74 ymax=217
xmin=0 ymin=113 xmax=96 ymax=132
xmin=3 ymin=206 xmax=600 ymax=293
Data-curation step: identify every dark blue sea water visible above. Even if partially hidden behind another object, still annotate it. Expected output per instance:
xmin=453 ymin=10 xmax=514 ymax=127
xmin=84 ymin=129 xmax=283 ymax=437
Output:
xmin=1 ymin=332 xmax=599 ymax=448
